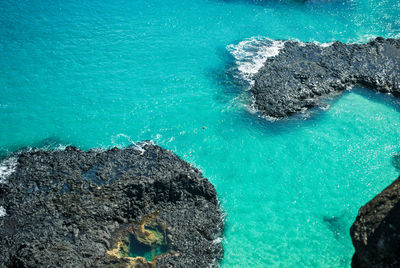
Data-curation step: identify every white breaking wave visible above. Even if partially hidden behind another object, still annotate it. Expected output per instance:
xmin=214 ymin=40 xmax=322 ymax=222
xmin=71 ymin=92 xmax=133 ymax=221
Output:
xmin=111 ymin=133 xmax=151 ymax=154
xmin=0 ymin=157 xmax=17 ymax=184
xmin=212 ymin=237 xmax=223 ymax=244
xmin=135 ymin=140 xmax=155 ymax=154
xmin=227 ymin=37 xmax=286 ymax=85
xmin=111 ymin=133 xmax=137 ymax=148
xmin=54 ymin=144 xmax=68 ymax=151
xmin=0 ymin=206 xmax=6 ymax=217
xmin=315 ymin=41 xmax=334 ymax=47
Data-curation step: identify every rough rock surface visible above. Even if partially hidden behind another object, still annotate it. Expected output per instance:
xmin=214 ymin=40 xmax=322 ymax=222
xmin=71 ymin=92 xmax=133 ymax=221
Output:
xmin=252 ymin=37 xmax=400 ymax=118
xmin=0 ymin=143 xmax=224 ymax=267
xmin=350 ymin=176 xmax=400 ymax=268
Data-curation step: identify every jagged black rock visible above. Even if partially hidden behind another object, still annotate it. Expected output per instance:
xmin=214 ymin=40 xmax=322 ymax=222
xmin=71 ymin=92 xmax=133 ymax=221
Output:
xmin=350 ymin=176 xmax=400 ymax=268
xmin=0 ymin=144 xmax=224 ymax=267
xmin=252 ymin=37 xmax=400 ymax=118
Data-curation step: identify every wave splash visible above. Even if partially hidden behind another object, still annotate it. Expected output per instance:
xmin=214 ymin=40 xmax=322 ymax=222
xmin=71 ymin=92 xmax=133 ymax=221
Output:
xmin=0 ymin=157 xmax=17 ymax=184
xmin=227 ymin=37 xmax=285 ymax=85
xmin=0 ymin=206 xmax=5 ymax=217
xmin=111 ymin=133 xmax=155 ymax=154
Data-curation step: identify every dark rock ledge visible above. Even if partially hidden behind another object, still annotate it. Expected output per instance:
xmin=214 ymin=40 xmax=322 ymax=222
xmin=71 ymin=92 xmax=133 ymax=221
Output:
xmin=0 ymin=143 xmax=224 ymax=267
xmin=350 ymin=176 xmax=400 ymax=268
xmin=252 ymin=37 xmax=400 ymax=118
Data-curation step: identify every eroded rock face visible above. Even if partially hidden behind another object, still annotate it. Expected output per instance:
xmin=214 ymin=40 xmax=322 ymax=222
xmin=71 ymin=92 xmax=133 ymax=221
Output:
xmin=350 ymin=177 xmax=400 ymax=268
xmin=0 ymin=144 xmax=224 ymax=267
xmin=252 ymin=37 xmax=400 ymax=118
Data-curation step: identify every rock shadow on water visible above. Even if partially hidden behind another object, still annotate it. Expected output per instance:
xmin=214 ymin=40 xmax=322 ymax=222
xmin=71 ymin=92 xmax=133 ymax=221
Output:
xmin=206 ymin=45 xmax=250 ymax=100
xmin=322 ymin=212 xmax=351 ymax=241
xmin=350 ymin=87 xmax=400 ymax=114
xmin=393 ymin=154 xmax=400 ymax=171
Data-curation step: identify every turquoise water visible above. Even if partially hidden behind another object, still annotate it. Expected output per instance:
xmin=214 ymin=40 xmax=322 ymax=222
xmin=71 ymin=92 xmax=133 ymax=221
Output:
xmin=1 ymin=0 xmax=400 ymax=266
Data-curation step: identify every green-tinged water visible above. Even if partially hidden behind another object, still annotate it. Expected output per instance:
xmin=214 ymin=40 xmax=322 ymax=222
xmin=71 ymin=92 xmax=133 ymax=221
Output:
xmin=1 ymin=0 xmax=400 ymax=266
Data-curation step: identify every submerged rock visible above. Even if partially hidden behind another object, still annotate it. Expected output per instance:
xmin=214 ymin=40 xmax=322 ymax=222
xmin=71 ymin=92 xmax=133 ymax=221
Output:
xmin=350 ymin=176 xmax=400 ymax=267
xmin=0 ymin=143 xmax=224 ymax=267
xmin=393 ymin=154 xmax=400 ymax=171
xmin=251 ymin=37 xmax=400 ymax=118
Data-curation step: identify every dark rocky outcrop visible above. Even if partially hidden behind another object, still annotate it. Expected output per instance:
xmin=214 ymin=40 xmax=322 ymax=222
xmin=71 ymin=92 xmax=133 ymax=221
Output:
xmin=0 ymin=143 xmax=224 ymax=267
xmin=350 ymin=176 xmax=400 ymax=268
xmin=251 ymin=37 xmax=400 ymax=118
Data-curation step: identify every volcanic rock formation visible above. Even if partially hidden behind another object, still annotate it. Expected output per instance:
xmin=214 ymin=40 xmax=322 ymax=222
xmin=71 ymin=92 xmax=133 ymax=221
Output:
xmin=251 ymin=37 xmax=400 ymax=118
xmin=0 ymin=143 xmax=224 ymax=267
xmin=350 ymin=176 xmax=400 ymax=267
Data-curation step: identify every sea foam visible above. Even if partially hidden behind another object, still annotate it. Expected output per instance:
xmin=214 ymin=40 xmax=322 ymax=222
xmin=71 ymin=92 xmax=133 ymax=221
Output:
xmin=0 ymin=206 xmax=6 ymax=217
xmin=0 ymin=157 xmax=17 ymax=184
xmin=227 ymin=37 xmax=285 ymax=85
xmin=0 ymin=157 xmax=16 ymax=217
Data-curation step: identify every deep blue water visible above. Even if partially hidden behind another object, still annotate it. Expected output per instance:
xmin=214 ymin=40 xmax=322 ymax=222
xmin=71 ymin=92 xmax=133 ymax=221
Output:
xmin=1 ymin=0 xmax=400 ymax=266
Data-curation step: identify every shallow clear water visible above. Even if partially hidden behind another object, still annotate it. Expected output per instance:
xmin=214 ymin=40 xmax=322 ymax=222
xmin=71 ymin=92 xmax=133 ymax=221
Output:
xmin=1 ymin=0 xmax=400 ymax=266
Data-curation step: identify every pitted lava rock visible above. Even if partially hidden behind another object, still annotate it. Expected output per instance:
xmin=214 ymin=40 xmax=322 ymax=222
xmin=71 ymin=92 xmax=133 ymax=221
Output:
xmin=350 ymin=176 xmax=400 ymax=268
xmin=0 ymin=144 xmax=224 ymax=267
xmin=252 ymin=37 xmax=400 ymax=118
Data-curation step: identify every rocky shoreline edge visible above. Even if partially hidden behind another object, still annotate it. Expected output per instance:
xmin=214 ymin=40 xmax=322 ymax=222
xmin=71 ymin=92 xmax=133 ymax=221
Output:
xmin=0 ymin=143 xmax=224 ymax=267
xmin=351 ymin=175 xmax=400 ymax=268
xmin=249 ymin=37 xmax=400 ymax=118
